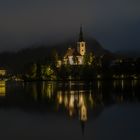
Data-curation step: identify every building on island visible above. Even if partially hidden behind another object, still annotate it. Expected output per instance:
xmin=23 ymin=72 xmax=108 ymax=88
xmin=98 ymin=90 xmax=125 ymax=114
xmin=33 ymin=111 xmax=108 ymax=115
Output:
xmin=0 ymin=81 xmax=6 ymax=97
xmin=0 ymin=68 xmax=6 ymax=76
xmin=57 ymin=26 xmax=87 ymax=67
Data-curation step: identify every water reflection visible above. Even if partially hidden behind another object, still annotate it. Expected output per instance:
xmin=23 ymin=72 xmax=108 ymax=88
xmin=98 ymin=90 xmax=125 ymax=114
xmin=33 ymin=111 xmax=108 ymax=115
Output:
xmin=22 ymin=80 xmax=140 ymax=122
xmin=0 ymin=81 xmax=6 ymax=97
xmin=56 ymin=88 xmax=88 ymax=135
xmin=27 ymin=80 xmax=139 ymax=102
xmin=57 ymin=91 xmax=88 ymax=122
xmin=1 ymin=80 xmax=140 ymax=136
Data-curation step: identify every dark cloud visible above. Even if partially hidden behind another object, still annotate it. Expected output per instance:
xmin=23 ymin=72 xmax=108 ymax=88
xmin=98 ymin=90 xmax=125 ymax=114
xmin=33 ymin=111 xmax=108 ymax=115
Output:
xmin=0 ymin=0 xmax=140 ymax=52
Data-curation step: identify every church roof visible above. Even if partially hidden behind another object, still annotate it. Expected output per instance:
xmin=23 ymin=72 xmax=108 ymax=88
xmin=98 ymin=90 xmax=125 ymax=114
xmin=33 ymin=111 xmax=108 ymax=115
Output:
xmin=64 ymin=26 xmax=85 ymax=58
xmin=73 ymin=49 xmax=82 ymax=56
xmin=79 ymin=25 xmax=84 ymax=42
xmin=64 ymin=47 xmax=81 ymax=58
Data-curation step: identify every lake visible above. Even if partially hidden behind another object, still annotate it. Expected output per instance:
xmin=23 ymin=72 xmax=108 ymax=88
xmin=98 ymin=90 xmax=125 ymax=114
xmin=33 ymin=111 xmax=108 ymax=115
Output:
xmin=0 ymin=80 xmax=140 ymax=140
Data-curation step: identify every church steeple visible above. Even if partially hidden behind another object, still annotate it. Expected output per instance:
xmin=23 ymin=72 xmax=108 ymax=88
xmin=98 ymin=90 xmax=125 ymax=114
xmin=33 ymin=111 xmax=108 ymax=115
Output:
xmin=77 ymin=25 xmax=86 ymax=56
xmin=79 ymin=25 xmax=84 ymax=42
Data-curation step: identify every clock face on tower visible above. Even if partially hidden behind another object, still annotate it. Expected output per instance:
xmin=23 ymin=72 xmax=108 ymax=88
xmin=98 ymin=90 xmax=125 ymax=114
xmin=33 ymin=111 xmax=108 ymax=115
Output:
xmin=79 ymin=42 xmax=85 ymax=56
xmin=77 ymin=27 xmax=86 ymax=56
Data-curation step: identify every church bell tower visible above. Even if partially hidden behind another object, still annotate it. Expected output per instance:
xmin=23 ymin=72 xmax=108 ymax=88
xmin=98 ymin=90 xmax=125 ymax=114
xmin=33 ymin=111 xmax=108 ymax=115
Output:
xmin=77 ymin=26 xmax=86 ymax=56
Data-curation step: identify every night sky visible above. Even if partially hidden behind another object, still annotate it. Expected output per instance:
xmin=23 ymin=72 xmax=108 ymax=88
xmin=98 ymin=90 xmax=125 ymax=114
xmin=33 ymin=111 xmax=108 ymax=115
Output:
xmin=0 ymin=0 xmax=140 ymax=52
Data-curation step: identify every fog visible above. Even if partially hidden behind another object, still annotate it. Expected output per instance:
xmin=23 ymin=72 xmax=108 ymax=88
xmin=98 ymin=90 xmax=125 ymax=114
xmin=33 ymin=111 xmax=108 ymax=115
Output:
xmin=0 ymin=0 xmax=140 ymax=52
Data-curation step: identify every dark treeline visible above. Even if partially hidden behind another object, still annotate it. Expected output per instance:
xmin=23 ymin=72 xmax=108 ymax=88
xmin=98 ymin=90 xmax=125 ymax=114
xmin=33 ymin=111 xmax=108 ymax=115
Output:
xmin=23 ymin=55 xmax=140 ymax=81
xmin=0 ymin=38 xmax=110 ymax=74
xmin=0 ymin=38 xmax=140 ymax=81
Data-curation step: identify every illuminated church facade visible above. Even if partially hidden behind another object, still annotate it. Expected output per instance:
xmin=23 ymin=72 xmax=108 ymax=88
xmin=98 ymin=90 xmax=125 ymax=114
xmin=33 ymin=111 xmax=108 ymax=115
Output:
xmin=57 ymin=26 xmax=87 ymax=67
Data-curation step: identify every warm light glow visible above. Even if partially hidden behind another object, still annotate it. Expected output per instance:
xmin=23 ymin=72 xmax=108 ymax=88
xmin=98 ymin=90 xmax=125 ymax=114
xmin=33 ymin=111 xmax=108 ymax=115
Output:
xmin=97 ymin=75 xmax=101 ymax=79
xmin=89 ymin=93 xmax=94 ymax=107
xmin=56 ymin=60 xmax=62 ymax=68
xmin=79 ymin=103 xmax=87 ymax=121
xmin=0 ymin=81 xmax=6 ymax=97
xmin=97 ymin=81 xmax=101 ymax=89
xmin=77 ymin=41 xmax=86 ymax=56
xmin=121 ymin=80 xmax=124 ymax=90
xmin=78 ymin=93 xmax=88 ymax=121
xmin=64 ymin=95 xmax=68 ymax=107
xmin=121 ymin=74 xmax=124 ymax=78
xmin=69 ymin=109 xmax=74 ymax=117
xmin=119 ymin=60 xmax=122 ymax=63
xmin=79 ymin=94 xmax=84 ymax=107
xmin=0 ymin=81 xmax=6 ymax=86
xmin=46 ymin=84 xmax=53 ymax=99
xmin=57 ymin=91 xmax=63 ymax=104
xmin=0 ymin=70 xmax=6 ymax=76
xmin=69 ymin=94 xmax=74 ymax=108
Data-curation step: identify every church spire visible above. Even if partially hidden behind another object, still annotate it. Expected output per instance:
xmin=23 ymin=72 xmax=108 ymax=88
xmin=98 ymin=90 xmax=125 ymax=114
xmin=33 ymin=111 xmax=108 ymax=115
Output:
xmin=77 ymin=25 xmax=86 ymax=56
xmin=79 ymin=25 xmax=84 ymax=42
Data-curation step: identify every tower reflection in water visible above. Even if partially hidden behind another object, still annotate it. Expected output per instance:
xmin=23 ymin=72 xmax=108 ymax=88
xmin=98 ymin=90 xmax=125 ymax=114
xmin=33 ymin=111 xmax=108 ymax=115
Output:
xmin=30 ymin=80 xmax=139 ymax=109
xmin=31 ymin=82 xmax=90 ymax=118
xmin=30 ymin=82 xmax=93 ymax=132
xmin=28 ymin=80 xmax=139 ymax=134
xmin=57 ymin=90 xmax=88 ymax=122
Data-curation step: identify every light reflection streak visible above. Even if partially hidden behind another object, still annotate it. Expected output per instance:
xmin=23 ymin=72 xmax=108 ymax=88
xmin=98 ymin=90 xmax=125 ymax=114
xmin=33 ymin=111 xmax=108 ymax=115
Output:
xmin=0 ymin=81 xmax=6 ymax=97
xmin=89 ymin=93 xmax=94 ymax=108
xmin=29 ymin=80 xmax=139 ymax=126
xmin=57 ymin=91 xmax=63 ymax=104
xmin=56 ymin=90 xmax=88 ymax=122
xmin=0 ymin=79 xmax=139 ymax=137
xmin=121 ymin=80 xmax=124 ymax=90
xmin=97 ymin=81 xmax=101 ymax=89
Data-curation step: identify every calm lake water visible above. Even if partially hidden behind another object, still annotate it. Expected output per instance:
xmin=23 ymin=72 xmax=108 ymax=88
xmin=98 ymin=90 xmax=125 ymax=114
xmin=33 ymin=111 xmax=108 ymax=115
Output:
xmin=0 ymin=80 xmax=140 ymax=140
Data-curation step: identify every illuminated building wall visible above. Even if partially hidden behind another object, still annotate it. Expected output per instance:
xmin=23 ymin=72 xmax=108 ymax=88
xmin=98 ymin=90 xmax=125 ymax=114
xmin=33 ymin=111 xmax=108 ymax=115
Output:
xmin=77 ymin=41 xmax=86 ymax=56
xmin=0 ymin=81 xmax=6 ymax=97
xmin=57 ymin=26 xmax=88 ymax=67
xmin=0 ymin=69 xmax=6 ymax=76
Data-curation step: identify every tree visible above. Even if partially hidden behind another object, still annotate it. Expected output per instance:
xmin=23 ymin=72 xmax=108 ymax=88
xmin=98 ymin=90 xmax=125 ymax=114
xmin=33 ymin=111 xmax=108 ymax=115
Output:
xmin=26 ymin=63 xmax=37 ymax=79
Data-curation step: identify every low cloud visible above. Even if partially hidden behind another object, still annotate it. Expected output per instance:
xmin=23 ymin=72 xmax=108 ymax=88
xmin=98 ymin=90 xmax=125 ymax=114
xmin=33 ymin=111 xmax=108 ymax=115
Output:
xmin=0 ymin=0 xmax=139 ymax=51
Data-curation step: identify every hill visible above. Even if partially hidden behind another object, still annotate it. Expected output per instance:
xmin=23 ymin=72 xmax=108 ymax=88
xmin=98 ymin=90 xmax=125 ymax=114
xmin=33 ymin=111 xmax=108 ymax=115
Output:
xmin=0 ymin=38 xmax=114 ymax=73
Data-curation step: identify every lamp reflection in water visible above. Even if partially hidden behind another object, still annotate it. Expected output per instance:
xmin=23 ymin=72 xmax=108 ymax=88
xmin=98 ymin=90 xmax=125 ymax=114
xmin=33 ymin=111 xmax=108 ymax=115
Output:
xmin=121 ymin=80 xmax=124 ymax=90
xmin=64 ymin=94 xmax=68 ymax=107
xmin=30 ymin=82 xmax=96 ymax=135
xmin=57 ymin=91 xmax=63 ymax=104
xmin=31 ymin=82 xmax=54 ymax=101
xmin=78 ymin=93 xmax=87 ymax=135
xmin=89 ymin=93 xmax=94 ymax=108
xmin=57 ymin=90 xmax=88 ymax=123
xmin=79 ymin=94 xmax=87 ymax=121
xmin=79 ymin=101 xmax=87 ymax=135
xmin=56 ymin=89 xmax=88 ymax=135
xmin=69 ymin=94 xmax=75 ymax=116
xmin=31 ymin=82 xmax=93 ymax=127
xmin=0 ymin=81 xmax=6 ymax=97
xmin=30 ymin=81 xmax=93 ymax=135
xmin=97 ymin=80 xmax=101 ymax=89
xmin=113 ymin=80 xmax=117 ymax=89
xmin=43 ymin=82 xmax=54 ymax=99
xmin=131 ymin=80 xmax=137 ymax=97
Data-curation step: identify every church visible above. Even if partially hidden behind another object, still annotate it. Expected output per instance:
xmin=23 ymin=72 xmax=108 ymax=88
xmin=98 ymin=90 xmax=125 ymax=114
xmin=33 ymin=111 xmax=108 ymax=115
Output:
xmin=57 ymin=26 xmax=87 ymax=67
